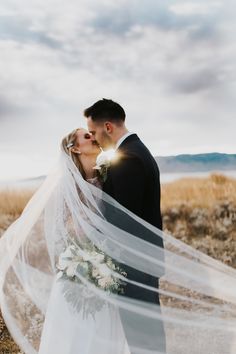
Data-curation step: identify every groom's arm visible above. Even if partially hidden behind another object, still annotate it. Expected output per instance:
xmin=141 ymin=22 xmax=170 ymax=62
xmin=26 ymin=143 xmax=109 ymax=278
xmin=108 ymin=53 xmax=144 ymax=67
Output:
xmin=108 ymin=155 xmax=164 ymax=271
xmin=110 ymin=156 xmax=146 ymax=218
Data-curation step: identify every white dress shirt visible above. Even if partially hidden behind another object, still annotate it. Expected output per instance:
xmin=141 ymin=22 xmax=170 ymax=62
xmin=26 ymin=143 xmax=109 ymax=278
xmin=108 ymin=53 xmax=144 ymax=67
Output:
xmin=115 ymin=132 xmax=135 ymax=150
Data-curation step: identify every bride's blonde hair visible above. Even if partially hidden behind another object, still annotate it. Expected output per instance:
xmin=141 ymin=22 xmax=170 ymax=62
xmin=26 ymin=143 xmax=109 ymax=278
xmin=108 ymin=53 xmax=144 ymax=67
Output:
xmin=61 ymin=128 xmax=86 ymax=179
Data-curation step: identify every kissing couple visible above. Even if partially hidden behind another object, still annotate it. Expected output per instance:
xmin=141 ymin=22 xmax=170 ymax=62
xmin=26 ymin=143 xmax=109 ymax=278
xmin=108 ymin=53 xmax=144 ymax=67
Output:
xmin=4 ymin=98 xmax=234 ymax=354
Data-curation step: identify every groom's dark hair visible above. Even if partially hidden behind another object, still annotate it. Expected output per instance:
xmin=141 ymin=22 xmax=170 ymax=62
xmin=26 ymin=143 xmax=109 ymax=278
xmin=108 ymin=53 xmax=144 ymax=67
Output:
xmin=84 ymin=99 xmax=126 ymax=123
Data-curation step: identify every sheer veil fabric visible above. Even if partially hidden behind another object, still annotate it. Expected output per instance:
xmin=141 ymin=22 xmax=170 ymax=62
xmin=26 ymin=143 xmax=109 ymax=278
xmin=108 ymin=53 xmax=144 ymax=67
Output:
xmin=0 ymin=151 xmax=236 ymax=354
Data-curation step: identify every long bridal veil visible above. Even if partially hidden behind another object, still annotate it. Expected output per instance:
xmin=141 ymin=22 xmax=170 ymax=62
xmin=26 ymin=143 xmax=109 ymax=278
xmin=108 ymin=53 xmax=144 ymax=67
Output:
xmin=1 ymin=150 xmax=236 ymax=354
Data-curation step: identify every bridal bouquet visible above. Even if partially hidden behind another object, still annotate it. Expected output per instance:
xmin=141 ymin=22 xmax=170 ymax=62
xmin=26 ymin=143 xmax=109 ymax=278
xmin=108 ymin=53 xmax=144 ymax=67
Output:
xmin=56 ymin=238 xmax=126 ymax=318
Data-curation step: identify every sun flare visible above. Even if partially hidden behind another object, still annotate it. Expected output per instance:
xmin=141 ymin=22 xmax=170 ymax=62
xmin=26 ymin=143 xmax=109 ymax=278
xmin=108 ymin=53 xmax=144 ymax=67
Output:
xmin=103 ymin=149 xmax=116 ymax=161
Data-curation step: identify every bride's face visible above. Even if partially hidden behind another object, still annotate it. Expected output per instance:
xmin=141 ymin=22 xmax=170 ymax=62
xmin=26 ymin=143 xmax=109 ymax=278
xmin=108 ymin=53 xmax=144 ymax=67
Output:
xmin=74 ymin=129 xmax=100 ymax=156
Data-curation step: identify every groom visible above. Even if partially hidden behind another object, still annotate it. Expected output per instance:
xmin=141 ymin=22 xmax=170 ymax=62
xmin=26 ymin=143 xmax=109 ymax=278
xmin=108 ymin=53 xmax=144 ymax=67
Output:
xmin=85 ymin=98 xmax=166 ymax=353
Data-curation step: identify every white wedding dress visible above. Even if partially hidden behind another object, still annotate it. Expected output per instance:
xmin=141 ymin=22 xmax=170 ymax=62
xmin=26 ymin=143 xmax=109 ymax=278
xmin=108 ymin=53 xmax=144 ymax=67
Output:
xmin=38 ymin=177 xmax=130 ymax=354
xmin=38 ymin=278 xmax=130 ymax=354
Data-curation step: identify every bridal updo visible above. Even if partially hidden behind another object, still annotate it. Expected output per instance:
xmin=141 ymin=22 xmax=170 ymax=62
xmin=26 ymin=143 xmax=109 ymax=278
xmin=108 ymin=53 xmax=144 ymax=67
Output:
xmin=61 ymin=128 xmax=86 ymax=179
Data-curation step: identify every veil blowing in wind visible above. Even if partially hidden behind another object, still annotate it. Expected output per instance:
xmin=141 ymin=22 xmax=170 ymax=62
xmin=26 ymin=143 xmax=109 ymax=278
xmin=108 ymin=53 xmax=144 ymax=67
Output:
xmin=1 ymin=149 xmax=236 ymax=354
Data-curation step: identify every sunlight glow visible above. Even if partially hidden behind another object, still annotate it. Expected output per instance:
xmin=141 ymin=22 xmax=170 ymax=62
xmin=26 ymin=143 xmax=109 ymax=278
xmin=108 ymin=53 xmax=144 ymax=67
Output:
xmin=103 ymin=149 xmax=117 ymax=161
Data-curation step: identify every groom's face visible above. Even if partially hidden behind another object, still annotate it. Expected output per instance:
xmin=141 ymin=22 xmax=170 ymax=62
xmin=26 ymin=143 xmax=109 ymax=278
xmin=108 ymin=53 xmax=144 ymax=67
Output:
xmin=87 ymin=117 xmax=114 ymax=150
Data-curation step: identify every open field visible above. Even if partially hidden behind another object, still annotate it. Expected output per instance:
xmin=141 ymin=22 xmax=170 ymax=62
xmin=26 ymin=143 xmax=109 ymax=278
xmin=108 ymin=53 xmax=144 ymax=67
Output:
xmin=0 ymin=174 xmax=236 ymax=353
xmin=162 ymin=174 xmax=236 ymax=267
xmin=162 ymin=173 xmax=236 ymax=208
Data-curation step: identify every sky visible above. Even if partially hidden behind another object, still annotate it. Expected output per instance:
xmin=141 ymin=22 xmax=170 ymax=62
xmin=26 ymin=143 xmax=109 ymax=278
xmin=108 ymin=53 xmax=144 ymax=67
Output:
xmin=0 ymin=0 xmax=235 ymax=180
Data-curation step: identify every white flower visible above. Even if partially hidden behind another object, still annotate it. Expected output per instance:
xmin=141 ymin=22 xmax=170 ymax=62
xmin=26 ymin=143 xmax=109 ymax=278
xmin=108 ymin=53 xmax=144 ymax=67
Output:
xmin=94 ymin=150 xmax=116 ymax=170
xmin=80 ymin=250 xmax=104 ymax=264
xmin=82 ymin=252 xmax=92 ymax=262
xmin=107 ymin=258 xmax=116 ymax=270
xmin=98 ymin=276 xmax=114 ymax=289
xmin=66 ymin=262 xmax=78 ymax=277
xmin=93 ymin=254 xmax=105 ymax=264
xmin=98 ymin=263 xmax=112 ymax=277
xmin=95 ymin=152 xmax=111 ymax=167
xmin=57 ymin=257 xmax=71 ymax=271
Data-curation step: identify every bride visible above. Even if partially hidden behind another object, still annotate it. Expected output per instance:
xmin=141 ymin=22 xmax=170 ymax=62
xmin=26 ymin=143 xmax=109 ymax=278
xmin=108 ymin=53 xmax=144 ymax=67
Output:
xmin=39 ymin=128 xmax=130 ymax=354
xmin=1 ymin=128 xmax=236 ymax=354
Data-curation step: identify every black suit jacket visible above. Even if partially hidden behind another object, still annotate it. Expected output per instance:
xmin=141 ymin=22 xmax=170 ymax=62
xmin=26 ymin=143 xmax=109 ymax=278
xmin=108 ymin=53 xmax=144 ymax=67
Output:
xmin=103 ymin=134 xmax=164 ymax=303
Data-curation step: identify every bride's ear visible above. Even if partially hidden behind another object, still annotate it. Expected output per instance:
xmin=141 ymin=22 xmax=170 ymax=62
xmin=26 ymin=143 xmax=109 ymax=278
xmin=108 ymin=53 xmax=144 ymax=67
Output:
xmin=71 ymin=147 xmax=81 ymax=154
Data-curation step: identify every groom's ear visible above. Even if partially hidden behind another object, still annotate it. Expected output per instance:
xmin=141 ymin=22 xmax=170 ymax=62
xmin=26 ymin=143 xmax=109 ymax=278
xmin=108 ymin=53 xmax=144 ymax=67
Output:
xmin=104 ymin=122 xmax=113 ymax=134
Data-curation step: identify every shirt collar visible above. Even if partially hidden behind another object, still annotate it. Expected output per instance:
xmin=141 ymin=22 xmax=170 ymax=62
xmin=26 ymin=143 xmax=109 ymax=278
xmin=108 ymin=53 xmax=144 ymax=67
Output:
xmin=115 ymin=132 xmax=135 ymax=150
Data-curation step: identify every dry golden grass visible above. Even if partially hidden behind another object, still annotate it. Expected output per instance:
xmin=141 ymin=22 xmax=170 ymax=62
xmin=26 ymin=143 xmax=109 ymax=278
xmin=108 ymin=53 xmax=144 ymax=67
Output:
xmin=161 ymin=174 xmax=236 ymax=268
xmin=0 ymin=173 xmax=235 ymax=220
xmin=0 ymin=189 xmax=33 ymax=217
xmin=0 ymin=189 xmax=33 ymax=239
xmin=161 ymin=173 xmax=236 ymax=210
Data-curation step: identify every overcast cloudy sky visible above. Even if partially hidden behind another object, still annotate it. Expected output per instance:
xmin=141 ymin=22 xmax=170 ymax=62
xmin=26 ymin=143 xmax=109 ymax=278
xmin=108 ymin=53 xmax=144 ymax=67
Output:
xmin=0 ymin=0 xmax=235 ymax=180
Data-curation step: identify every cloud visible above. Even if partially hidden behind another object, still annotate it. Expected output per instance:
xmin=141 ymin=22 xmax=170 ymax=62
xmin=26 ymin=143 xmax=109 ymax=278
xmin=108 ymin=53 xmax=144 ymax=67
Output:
xmin=0 ymin=0 xmax=235 ymax=179
xmin=0 ymin=16 xmax=61 ymax=49
xmin=0 ymin=95 xmax=17 ymax=118
xmin=169 ymin=2 xmax=222 ymax=16
xmin=0 ymin=0 xmax=232 ymax=97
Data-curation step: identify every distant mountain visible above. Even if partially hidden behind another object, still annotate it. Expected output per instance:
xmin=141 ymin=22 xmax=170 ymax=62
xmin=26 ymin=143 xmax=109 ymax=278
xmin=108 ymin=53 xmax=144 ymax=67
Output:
xmin=156 ymin=153 xmax=236 ymax=173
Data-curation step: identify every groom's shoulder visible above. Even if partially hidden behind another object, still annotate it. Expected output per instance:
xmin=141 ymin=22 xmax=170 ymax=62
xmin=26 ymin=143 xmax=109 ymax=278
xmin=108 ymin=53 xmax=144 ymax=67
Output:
xmin=118 ymin=135 xmax=158 ymax=168
xmin=121 ymin=135 xmax=153 ymax=158
xmin=120 ymin=134 xmax=146 ymax=151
